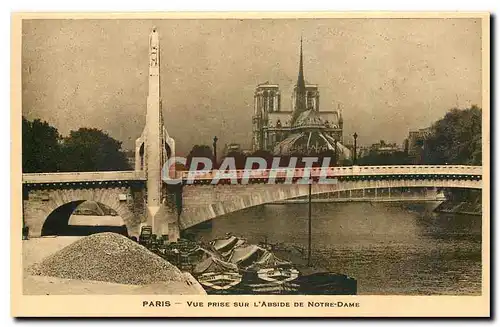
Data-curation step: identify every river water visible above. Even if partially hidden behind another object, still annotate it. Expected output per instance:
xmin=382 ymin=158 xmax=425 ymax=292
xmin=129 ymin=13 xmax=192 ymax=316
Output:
xmin=186 ymin=202 xmax=482 ymax=295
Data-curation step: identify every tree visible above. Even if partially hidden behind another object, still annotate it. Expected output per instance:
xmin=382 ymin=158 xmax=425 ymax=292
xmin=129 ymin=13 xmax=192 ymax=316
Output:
xmin=250 ymin=150 xmax=273 ymax=168
xmin=60 ymin=128 xmax=131 ymax=171
xmin=318 ymin=149 xmax=337 ymax=167
xmin=418 ymin=106 xmax=482 ymax=203
xmin=357 ymin=151 xmax=411 ymax=166
xmin=424 ymin=106 xmax=482 ymax=165
xmin=186 ymin=145 xmax=214 ymax=170
xmin=22 ymin=117 xmax=131 ymax=172
xmin=222 ymin=150 xmax=247 ymax=169
xmin=22 ymin=117 xmax=62 ymax=173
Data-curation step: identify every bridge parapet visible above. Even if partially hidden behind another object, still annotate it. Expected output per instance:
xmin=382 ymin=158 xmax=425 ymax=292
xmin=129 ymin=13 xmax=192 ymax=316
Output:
xmin=22 ymin=171 xmax=146 ymax=184
xmin=350 ymin=165 xmax=481 ymax=176
xmin=177 ymin=165 xmax=482 ymax=183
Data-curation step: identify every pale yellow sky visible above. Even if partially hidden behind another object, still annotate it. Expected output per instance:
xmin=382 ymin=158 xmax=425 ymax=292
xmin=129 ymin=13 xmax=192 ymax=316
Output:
xmin=22 ymin=18 xmax=482 ymax=155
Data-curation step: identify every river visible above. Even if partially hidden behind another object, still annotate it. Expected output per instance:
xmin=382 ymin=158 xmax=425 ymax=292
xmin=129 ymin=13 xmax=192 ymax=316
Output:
xmin=186 ymin=201 xmax=482 ymax=295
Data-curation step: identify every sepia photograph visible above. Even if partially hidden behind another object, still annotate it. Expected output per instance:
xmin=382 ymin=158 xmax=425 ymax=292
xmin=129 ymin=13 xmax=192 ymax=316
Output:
xmin=11 ymin=12 xmax=490 ymax=317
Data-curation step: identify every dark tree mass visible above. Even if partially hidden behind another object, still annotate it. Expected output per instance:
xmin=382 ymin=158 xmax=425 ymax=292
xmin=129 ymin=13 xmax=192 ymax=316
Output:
xmin=357 ymin=151 xmax=411 ymax=166
xmin=22 ymin=117 xmax=62 ymax=173
xmin=22 ymin=117 xmax=131 ymax=173
xmin=185 ymin=145 xmax=214 ymax=170
xmin=61 ymin=128 xmax=131 ymax=172
xmin=357 ymin=106 xmax=482 ymax=166
xmin=424 ymin=106 xmax=482 ymax=165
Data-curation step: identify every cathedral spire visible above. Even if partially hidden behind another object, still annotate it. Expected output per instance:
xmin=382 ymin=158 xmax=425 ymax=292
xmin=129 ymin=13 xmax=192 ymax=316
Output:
xmin=297 ymin=36 xmax=305 ymax=90
xmin=292 ymin=36 xmax=307 ymax=124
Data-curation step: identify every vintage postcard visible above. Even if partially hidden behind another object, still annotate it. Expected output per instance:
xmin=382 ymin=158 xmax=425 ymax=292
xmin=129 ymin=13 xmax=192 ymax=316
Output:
xmin=11 ymin=12 xmax=490 ymax=317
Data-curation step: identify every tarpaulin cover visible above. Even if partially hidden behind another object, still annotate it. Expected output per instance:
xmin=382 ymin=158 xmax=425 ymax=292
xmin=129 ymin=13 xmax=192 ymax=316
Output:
xmin=193 ymin=255 xmax=239 ymax=275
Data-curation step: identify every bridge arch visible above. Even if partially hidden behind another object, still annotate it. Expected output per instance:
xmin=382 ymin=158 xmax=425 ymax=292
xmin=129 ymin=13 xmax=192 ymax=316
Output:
xmin=179 ymin=178 xmax=482 ymax=230
xmin=41 ymin=200 xmax=128 ymax=236
xmin=23 ymin=187 xmax=141 ymax=237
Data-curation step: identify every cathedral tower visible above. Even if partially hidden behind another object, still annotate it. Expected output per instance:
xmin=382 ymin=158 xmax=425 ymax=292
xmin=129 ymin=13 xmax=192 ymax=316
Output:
xmin=252 ymin=82 xmax=280 ymax=151
xmin=292 ymin=37 xmax=307 ymax=124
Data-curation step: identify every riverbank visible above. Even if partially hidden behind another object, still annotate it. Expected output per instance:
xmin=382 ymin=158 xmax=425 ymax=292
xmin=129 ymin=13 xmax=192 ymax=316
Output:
xmin=433 ymin=200 xmax=481 ymax=216
xmin=433 ymin=190 xmax=482 ymax=216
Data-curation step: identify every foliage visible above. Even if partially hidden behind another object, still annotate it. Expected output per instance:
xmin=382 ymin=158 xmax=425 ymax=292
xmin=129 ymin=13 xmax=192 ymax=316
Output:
xmin=186 ymin=145 xmax=214 ymax=169
xmin=22 ymin=117 xmax=62 ymax=173
xmin=60 ymin=128 xmax=131 ymax=171
xmin=424 ymin=106 xmax=482 ymax=165
xmin=247 ymin=150 xmax=277 ymax=169
xmin=357 ymin=151 xmax=411 ymax=166
xmin=22 ymin=117 xmax=131 ymax=172
xmin=222 ymin=150 xmax=247 ymax=170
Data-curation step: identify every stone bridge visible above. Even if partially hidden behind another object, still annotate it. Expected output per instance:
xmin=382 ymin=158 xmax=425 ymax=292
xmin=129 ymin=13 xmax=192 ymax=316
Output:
xmin=21 ymin=165 xmax=482 ymax=238
xmin=177 ymin=165 xmax=481 ymax=230
xmin=22 ymin=171 xmax=148 ymax=237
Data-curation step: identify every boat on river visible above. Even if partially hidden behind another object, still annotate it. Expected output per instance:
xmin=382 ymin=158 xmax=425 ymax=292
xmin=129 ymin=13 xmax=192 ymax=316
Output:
xmin=296 ymin=272 xmax=357 ymax=295
xmin=135 ymin=230 xmax=357 ymax=295
xmin=210 ymin=235 xmax=247 ymax=259
xmin=211 ymin=235 xmax=357 ymax=295
xmin=192 ymin=255 xmax=243 ymax=294
xmin=211 ymin=236 xmax=301 ymax=294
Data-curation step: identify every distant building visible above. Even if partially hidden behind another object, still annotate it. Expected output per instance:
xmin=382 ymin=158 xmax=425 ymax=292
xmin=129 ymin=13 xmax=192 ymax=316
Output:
xmin=403 ymin=138 xmax=409 ymax=154
xmin=251 ymin=38 xmax=350 ymax=159
xmin=222 ymin=143 xmax=242 ymax=156
xmin=369 ymin=140 xmax=401 ymax=155
xmin=407 ymin=127 xmax=433 ymax=164
xmin=357 ymin=146 xmax=371 ymax=158
xmin=407 ymin=127 xmax=432 ymax=157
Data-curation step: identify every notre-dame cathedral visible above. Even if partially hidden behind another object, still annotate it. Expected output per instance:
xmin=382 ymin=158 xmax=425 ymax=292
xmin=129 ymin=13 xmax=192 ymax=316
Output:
xmin=251 ymin=39 xmax=350 ymax=159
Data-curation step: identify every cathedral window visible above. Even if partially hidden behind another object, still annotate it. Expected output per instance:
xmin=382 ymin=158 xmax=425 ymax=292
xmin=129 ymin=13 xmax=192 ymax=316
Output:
xmin=307 ymin=92 xmax=314 ymax=110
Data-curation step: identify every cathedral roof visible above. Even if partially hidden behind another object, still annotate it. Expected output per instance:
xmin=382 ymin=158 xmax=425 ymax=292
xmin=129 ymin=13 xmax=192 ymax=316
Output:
xmin=272 ymin=130 xmax=352 ymax=158
xmin=292 ymin=109 xmax=325 ymax=130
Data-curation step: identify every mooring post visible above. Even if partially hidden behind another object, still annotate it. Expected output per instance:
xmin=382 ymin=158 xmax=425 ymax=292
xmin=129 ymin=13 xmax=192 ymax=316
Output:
xmin=307 ymin=182 xmax=312 ymax=267
xmin=174 ymin=183 xmax=183 ymax=217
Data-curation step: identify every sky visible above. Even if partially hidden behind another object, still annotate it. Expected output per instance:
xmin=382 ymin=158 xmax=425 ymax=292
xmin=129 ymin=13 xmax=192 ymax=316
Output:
xmin=21 ymin=18 xmax=482 ymax=156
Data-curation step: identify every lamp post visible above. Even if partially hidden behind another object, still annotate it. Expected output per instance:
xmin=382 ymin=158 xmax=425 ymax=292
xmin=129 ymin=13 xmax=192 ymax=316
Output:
xmin=213 ymin=136 xmax=218 ymax=167
xmin=333 ymin=139 xmax=338 ymax=166
xmin=307 ymin=181 xmax=312 ymax=267
xmin=353 ymin=132 xmax=358 ymax=165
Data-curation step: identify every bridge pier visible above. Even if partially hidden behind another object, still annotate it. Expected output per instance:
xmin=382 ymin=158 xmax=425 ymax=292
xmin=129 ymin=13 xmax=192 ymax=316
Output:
xmin=148 ymin=204 xmax=180 ymax=242
xmin=149 ymin=184 xmax=183 ymax=242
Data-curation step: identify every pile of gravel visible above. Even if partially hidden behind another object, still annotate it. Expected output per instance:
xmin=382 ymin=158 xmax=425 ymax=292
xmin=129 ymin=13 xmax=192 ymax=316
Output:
xmin=30 ymin=232 xmax=185 ymax=285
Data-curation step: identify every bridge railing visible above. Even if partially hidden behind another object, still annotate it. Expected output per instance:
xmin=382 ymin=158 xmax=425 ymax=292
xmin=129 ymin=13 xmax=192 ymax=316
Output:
xmin=22 ymin=165 xmax=482 ymax=184
xmin=176 ymin=165 xmax=482 ymax=181
xmin=22 ymin=170 xmax=147 ymax=184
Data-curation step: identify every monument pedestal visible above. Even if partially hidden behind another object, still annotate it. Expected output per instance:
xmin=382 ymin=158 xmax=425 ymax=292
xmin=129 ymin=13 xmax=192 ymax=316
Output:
xmin=148 ymin=204 xmax=180 ymax=242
